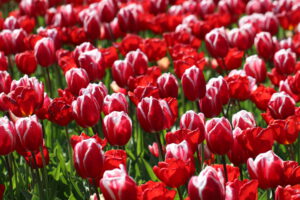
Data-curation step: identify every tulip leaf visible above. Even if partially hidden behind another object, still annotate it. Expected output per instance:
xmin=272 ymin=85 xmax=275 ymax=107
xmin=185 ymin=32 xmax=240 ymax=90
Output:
xmin=142 ymin=159 xmax=158 ymax=181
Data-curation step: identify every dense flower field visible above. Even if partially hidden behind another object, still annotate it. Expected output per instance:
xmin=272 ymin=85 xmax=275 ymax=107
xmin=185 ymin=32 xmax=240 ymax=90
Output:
xmin=0 ymin=0 xmax=300 ymax=199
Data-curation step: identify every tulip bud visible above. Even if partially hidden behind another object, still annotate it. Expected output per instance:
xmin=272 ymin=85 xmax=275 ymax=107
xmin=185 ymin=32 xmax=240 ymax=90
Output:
xmin=83 ymin=11 xmax=101 ymax=40
xmin=65 ymin=68 xmax=90 ymax=96
xmin=273 ymin=49 xmax=296 ymax=75
xmin=34 ymin=37 xmax=56 ymax=67
xmin=15 ymin=51 xmax=37 ymax=75
xmin=205 ymin=117 xmax=233 ymax=155
xmin=181 ymin=66 xmax=206 ymax=101
xmin=125 ymin=49 xmax=148 ymax=75
xmin=12 ymin=29 xmax=27 ymax=53
xmin=112 ymin=60 xmax=134 ymax=88
xmin=0 ymin=116 xmax=16 ymax=155
xmin=180 ymin=110 xmax=205 ymax=131
xmin=268 ymin=92 xmax=295 ymax=119
xmin=117 ymin=4 xmax=142 ymax=33
xmin=247 ymin=150 xmax=284 ymax=189
xmin=199 ymin=86 xmax=223 ymax=118
xmin=254 ymin=32 xmax=275 ymax=60
xmin=103 ymin=111 xmax=132 ymax=146
xmin=232 ymin=110 xmax=256 ymax=130
xmin=0 ymin=71 xmax=12 ymax=94
xmin=97 ymin=0 xmax=117 ymax=23
xmin=79 ymin=82 xmax=108 ymax=110
xmin=78 ymin=49 xmax=106 ymax=81
xmin=207 ymin=76 xmax=230 ymax=105
xmin=228 ymin=28 xmax=253 ymax=51
xmin=244 ymin=55 xmax=267 ymax=83
xmin=205 ymin=27 xmax=229 ymax=57
xmin=15 ymin=115 xmax=43 ymax=152
xmin=188 ymin=166 xmax=225 ymax=200
xmin=100 ymin=165 xmax=137 ymax=200
xmin=263 ymin=12 xmax=279 ymax=35
xmin=157 ymin=73 xmax=179 ymax=98
xmin=73 ymin=138 xmax=104 ymax=179
xmin=72 ymin=94 xmax=101 ymax=128
xmin=103 ymin=93 xmax=128 ymax=115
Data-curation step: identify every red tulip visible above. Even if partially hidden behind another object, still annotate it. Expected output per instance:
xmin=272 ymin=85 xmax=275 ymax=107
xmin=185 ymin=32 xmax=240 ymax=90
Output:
xmin=273 ymin=49 xmax=296 ymax=75
xmin=247 ymin=150 xmax=284 ymax=189
xmin=165 ymin=140 xmax=194 ymax=162
xmin=72 ymin=93 xmax=100 ymax=128
xmin=125 ymin=49 xmax=148 ymax=75
xmin=228 ymin=27 xmax=253 ymax=51
xmin=70 ymin=132 xmax=107 ymax=150
xmin=15 ymin=115 xmax=43 ymax=152
xmin=157 ymin=73 xmax=179 ymax=98
xmin=137 ymin=181 xmax=176 ymax=200
xmin=205 ymin=27 xmax=229 ymax=58
xmin=73 ymin=138 xmax=104 ymax=179
xmin=82 ymin=11 xmax=101 ymax=40
xmin=254 ymin=31 xmax=275 ymax=60
xmin=275 ymin=185 xmax=300 ymax=200
xmin=100 ymin=165 xmax=137 ymax=200
xmin=244 ymin=55 xmax=267 ymax=83
xmin=199 ymin=86 xmax=223 ymax=118
xmin=180 ymin=110 xmax=205 ymax=132
xmin=263 ymin=12 xmax=279 ymax=35
xmin=103 ymin=93 xmax=128 ymax=115
xmin=148 ymin=142 xmax=160 ymax=158
xmin=78 ymin=49 xmax=106 ymax=81
xmin=208 ymin=76 xmax=230 ymax=105
xmin=188 ymin=166 xmax=225 ymax=200
xmin=19 ymin=0 xmax=48 ymax=17
xmin=117 ymin=4 xmax=143 ymax=33
xmin=0 ymin=116 xmax=16 ymax=155
xmin=79 ymin=82 xmax=108 ymax=110
xmin=112 ymin=60 xmax=134 ymax=88
xmin=103 ymin=111 xmax=132 ymax=146
xmin=268 ymin=92 xmax=295 ymax=119
xmin=250 ymin=85 xmax=276 ymax=110
xmin=225 ymin=179 xmax=259 ymax=200
xmin=15 ymin=51 xmax=37 ymax=75
xmin=103 ymin=150 xmax=127 ymax=172
xmin=0 ymin=184 xmax=4 ymax=200
xmin=65 ymin=68 xmax=90 ymax=96
xmin=97 ymin=0 xmax=118 ymax=23
xmin=0 ymin=71 xmax=11 ymax=94
xmin=181 ymin=66 xmax=206 ymax=101
xmin=34 ymin=37 xmax=56 ymax=67
xmin=72 ymin=42 xmax=95 ymax=64
xmin=0 ymin=30 xmax=13 ymax=55
xmin=205 ymin=117 xmax=233 ymax=155
xmin=0 ymin=51 xmax=8 ymax=71
xmin=232 ymin=110 xmax=256 ymax=130
xmin=23 ymin=144 xmax=49 ymax=169
xmin=225 ymin=73 xmax=251 ymax=101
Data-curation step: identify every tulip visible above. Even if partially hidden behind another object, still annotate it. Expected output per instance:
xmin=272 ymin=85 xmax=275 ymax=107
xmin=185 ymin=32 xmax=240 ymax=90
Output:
xmin=263 ymin=12 xmax=279 ymax=35
xmin=0 ymin=30 xmax=14 ymax=55
xmin=268 ymin=92 xmax=295 ymax=119
xmin=103 ymin=111 xmax=132 ymax=146
xmin=273 ymin=49 xmax=296 ymax=75
xmin=23 ymin=144 xmax=49 ymax=169
xmin=97 ymin=0 xmax=117 ymax=23
xmin=125 ymin=49 xmax=148 ymax=75
xmin=180 ymin=110 xmax=205 ymax=132
xmin=181 ymin=66 xmax=206 ymax=101
xmin=254 ymin=32 xmax=275 ymax=60
xmin=11 ymin=29 xmax=27 ymax=53
xmin=225 ymin=179 xmax=259 ymax=200
xmin=103 ymin=150 xmax=127 ymax=172
xmin=15 ymin=51 xmax=37 ymax=75
xmin=205 ymin=27 xmax=229 ymax=58
xmin=157 ymin=73 xmax=179 ymax=98
xmin=228 ymin=28 xmax=253 ymax=51
xmin=232 ymin=110 xmax=256 ymax=130
xmin=244 ymin=55 xmax=267 ymax=83
xmin=0 ymin=71 xmax=12 ymax=94
xmin=72 ymin=42 xmax=95 ymax=64
xmin=34 ymin=37 xmax=56 ymax=67
xmin=112 ymin=60 xmax=134 ymax=88
xmin=165 ymin=140 xmax=194 ymax=162
xmin=199 ymin=86 xmax=223 ymax=118
xmin=15 ymin=115 xmax=43 ymax=152
xmin=250 ymin=85 xmax=276 ymax=110
xmin=78 ymin=49 xmax=106 ymax=81
xmin=117 ymin=4 xmax=143 ymax=33
xmin=247 ymin=150 xmax=284 ymax=189
xmin=225 ymin=72 xmax=252 ymax=101
xmin=206 ymin=117 xmax=233 ymax=155
xmin=207 ymin=76 xmax=230 ymax=105
xmin=138 ymin=181 xmax=176 ymax=200
xmin=73 ymin=138 xmax=104 ymax=179
xmin=65 ymin=68 xmax=90 ymax=96
xmin=83 ymin=11 xmax=101 ymax=40
xmin=103 ymin=93 xmax=128 ymax=115
xmin=100 ymin=165 xmax=137 ymax=200
xmin=0 ymin=116 xmax=16 ymax=155
xmin=275 ymin=185 xmax=300 ymax=200
xmin=79 ymin=82 xmax=108 ymax=110
xmin=0 ymin=51 xmax=8 ymax=71
xmin=188 ymin=166 xmax=225 ymax=200
xmin=72 ymin=93 xmax=101 ymax=128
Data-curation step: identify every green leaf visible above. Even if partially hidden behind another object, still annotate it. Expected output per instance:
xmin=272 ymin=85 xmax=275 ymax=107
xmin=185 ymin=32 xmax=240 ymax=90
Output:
xmin=142 ymin=159 xmax=158 ymax=181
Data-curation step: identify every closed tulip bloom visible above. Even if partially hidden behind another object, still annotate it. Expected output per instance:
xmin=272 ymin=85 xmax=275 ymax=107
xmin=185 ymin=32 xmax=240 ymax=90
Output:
xmin=97 ymin=0 xmax=117 ymax=23
xmin=208 ymin=76 xmax=230 ymax=105
xmin=15 ymin=115 xmax=43 ymax=152
xmin=0 ymin=51 xmax=8 ymax=71
xmin=34 ymin=37 xmax=56 ymax=67
xmin=73 ymin=138 xmax=104 ymax=179
xmin=72 ymin=42 xmax=95 ymax=64
xmin=205 ymin=117 xmax=233 ymax=155
xmin=165 ymin=140 xmax=193 ymax=162
xmin=136 ymin=97 xmax=164 ymax=133
xmin=112 ymin=60 xmax=134 ymax=88
xmin=263 ymin=12 xmax=279 ymax=35
xmin=0 ymin=71 xmax=12 ymax=94
xmin=205 ymin=27 xmax=229 ymax=58
xmin=117 ymin=4 xmax=143 ymax=33
xmin=273 ymin=49 xmax=296 ymax=75
xmin=78 ymin=49 xmax=106 ymax=81
xmin=150 ymin=0 xmax=168 ymax=14
xmin=188 ymin=166 xmax=225 ymax=200
xmin=232 ymin=110 xmax=256 ymax=130
xmin=0 ymin=30 xmax=14 ymax=55
xmin=72 ymin=93 xmax=100 ymax=128
xmin=65 ymin=68 xmax=90 ymax=96
xmin=103 ymin=93 xmax=128 ymax=115
xmin=181 ymin=66 xmax=206 ymax=101
xmin=103 ymin=111 xmax=132 ymax=146
xmin=199 ymin=86 xmax=223 ymax=118
xmin=125 ymin=49 xmax=148 ymax=75
xmin=15 ymin=51 xmax=37 ymax=75
xmin=157 ymin=73 xmax=179 ymax=98
xmin=268 ymin=92 xmax=295 ymax=119
xmin=83 ymin=11 xmax=101 ymax=40
xmin=275 ymin=185 xmax=300 ymax=200
xmin=244 ymin=55 xmax=267 ymax=83
xmin=0 ymin=116 xmax=16 ymax=155
xmin=12 ymin=29 xmax=27 ymax=53
xmin=79 ymin=82 xmax=107 ymax=110
xmin=180 ymin=110 xmax=205 ymax=132
xmin=100 ymin=165 xmax=137 ymax=200
xmin=247 ymin=150 xmax=284 ymax=189
xmin=228 ymin=28 xmax=253 ymax=51
xmin=254 ymin=32 xmax=275 ymax=60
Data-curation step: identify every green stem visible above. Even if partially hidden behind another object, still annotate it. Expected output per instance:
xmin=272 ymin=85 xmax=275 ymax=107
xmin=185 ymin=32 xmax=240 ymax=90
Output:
xmin=222 ymin=155 xmax=228 ymax=184
xmin=239 ymin=165 xmax=243 ymax=180
xmin=177 ymin=187 xmax=183 ymax=200
xmin=155 ymin=132 xmax=164 ymax=161
xmin=4 ymin=156 xmax=14 ymax=199
xmin=93 ymin=179 xmax=101 ymax=200
xmin=31 ymin=151 xmax=44 ymax=199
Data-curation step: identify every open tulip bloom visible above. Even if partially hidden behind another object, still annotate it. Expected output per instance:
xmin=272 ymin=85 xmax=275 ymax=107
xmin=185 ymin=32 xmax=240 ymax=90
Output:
xmin=1 ymin=0 xmax=300 ymax=199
